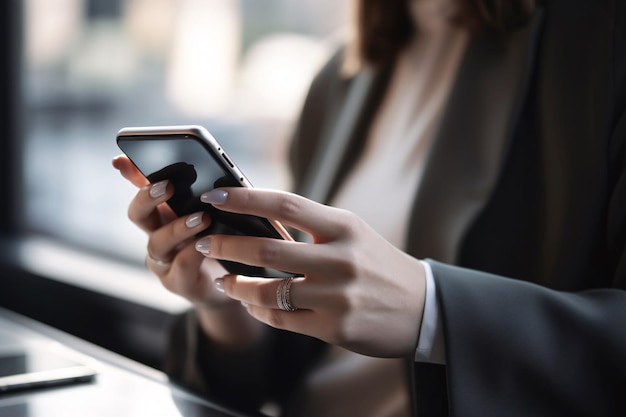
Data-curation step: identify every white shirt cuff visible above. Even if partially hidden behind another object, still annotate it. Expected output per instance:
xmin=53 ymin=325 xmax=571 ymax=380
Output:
xmin=414 ymin=260 xmax=446 ymax=364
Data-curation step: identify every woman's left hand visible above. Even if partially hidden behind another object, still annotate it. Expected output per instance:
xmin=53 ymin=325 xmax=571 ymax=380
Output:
xmin=197 ymin=187 xmax=426 ymax=358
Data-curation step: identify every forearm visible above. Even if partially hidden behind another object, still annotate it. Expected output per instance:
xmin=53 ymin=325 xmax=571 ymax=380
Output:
xmin=165 ymin=308 xmax=326 ymax=413
xmin=164 ymin=308 xmax=273 ymax=413
xmin=431 ymin=261 xmax=626 ymax=416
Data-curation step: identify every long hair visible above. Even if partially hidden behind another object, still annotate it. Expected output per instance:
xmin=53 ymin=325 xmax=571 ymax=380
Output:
xmin=344 ymin=0 xmax=536 ymax=73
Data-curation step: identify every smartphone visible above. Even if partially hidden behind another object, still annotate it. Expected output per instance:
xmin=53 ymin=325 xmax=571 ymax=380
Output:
xmin=0 ymin=346 xmax=96 ymax=394
xmin=116 ymin=125 xmax=295 ymax=278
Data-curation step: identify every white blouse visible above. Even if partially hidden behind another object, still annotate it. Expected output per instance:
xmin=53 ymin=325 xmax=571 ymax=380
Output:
xmin=331 ymin=0 xmax=468 ymax=249
xmin=297 ymin=1 xmax=468 ymax=416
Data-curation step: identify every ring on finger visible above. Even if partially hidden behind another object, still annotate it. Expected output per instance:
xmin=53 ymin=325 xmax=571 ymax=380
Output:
xmin=276 ymin=277 xmax=298 ymax=312
xmin=146 ymin=251 xmax=172 ymax=268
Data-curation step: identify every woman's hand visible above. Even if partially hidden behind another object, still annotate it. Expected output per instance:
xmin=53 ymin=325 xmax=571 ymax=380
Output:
xmin=197 ymin=187 xmax=427 ymax=358
xmin=112 ymin=155 xmax=228 ymax=304
xmin=112 ymin=155 xmax=264 ymax=348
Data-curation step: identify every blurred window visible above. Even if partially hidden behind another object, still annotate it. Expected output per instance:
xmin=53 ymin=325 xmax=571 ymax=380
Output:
xmin=22 ymin=0 xmax=347 ymax=264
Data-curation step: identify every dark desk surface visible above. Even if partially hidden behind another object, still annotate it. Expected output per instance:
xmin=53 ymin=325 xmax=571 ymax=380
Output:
xmin=0 ymin=307 xmax=250 ymax=417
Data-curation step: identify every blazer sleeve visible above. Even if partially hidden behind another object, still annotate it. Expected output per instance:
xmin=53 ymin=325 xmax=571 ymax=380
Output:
xmin=163 ymin=310 xmax=325 ymax=414
xmin=425 ymin=92 xmax=626 ymax=417
xmin=421 ymin=7 xmax=626 ymax=416
xmin=429 ymin=261 xmax=626 ymax=417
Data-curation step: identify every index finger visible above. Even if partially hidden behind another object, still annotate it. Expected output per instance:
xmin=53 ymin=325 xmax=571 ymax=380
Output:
xmin=202 ymin=188 xmax=347 ymax=242
xmin=112 ymin=155 xmax=149 ymax=188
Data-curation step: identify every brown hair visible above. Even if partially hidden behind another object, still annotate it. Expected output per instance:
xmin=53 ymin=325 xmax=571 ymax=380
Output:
xmin=344 ymin=0 xmax=536 ymax=73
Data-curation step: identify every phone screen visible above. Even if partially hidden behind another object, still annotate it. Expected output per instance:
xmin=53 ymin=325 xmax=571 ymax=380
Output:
xmin=117 ymin=131 xmax=294 ymax=278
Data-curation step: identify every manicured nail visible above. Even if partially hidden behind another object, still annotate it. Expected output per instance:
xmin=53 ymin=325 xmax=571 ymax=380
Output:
xmin=214 ymin=278 xmax=224 ymax=293
xmin=149 ymin=180 xmax=168 ymax=198
xmin=195 ymin=238 xmax=211 ymax=254
xmin=185 ymin=212 xmax=203 ymax=229
xmin=201 ymin=189 xmax=228 ymax=205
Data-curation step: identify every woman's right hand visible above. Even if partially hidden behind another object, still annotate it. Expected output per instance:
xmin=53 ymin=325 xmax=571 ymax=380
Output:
xmin=112 ymin=155 xmax=264 ymax=348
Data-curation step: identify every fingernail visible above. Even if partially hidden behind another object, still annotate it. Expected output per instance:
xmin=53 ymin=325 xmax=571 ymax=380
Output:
xmin=185 ymin=212 xmax=203 ymax=229
xmin=214 ymin=278 xmax=224 ymax=293
xmin=241 ymin=301 xmax=249 ymax=308
xmin=150 ymin=180 xmax=168 ymax=198
xmin=195 ymin=238 xmax=211 ymax=254
xmin=201 ymin=189 xmax=228 ymax=205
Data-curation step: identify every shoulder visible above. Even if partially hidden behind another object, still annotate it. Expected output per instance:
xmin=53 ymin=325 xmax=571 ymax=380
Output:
xmin=288 ymin=46 xmax=351 ymax=188
xmin=305 ymin=46 xmax=353 ymax=100
xmin=541 ymin=0 xmax=622 ymax=33
xmin=537 ymin=0 xmax=625 ymax=108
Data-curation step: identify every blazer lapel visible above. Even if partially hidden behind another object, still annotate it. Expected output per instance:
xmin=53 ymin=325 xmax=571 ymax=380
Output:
xmin=406 ymin=8 xmax=545 ymax=262
xmin=300 ymin=66 xmax=390 ymax=205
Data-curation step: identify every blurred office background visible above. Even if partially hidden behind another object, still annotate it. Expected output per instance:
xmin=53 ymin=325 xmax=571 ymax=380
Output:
xmin=24 ymin=0 xmax=347 ymax=262
xmin=1 ymin=0 xmax=348 ymax=369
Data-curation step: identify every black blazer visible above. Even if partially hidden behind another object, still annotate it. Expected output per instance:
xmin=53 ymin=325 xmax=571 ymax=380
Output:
xmin=166 ymin=1 xmax=626 ymax=415
xmin=289 ymin=0 xmax=626 ymax=416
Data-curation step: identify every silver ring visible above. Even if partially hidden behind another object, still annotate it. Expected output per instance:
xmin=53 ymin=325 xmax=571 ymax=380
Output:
xmin=276 ymin=277 xmax=298 ymax=311
xmin=146 ymin=252 xmax=172 ymax=268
